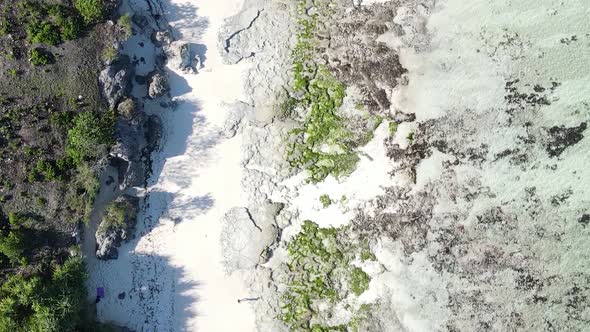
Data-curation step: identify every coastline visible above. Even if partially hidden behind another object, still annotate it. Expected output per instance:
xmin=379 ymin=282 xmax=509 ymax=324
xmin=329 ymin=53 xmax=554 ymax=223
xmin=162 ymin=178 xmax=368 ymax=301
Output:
xmin=82 ymin=0 xmax=590 ymax=330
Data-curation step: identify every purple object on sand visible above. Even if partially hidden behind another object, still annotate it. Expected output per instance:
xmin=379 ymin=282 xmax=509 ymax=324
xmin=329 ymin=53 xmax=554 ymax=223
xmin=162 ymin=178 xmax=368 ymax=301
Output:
xmin=97 ymin=287 xmax=105 ymax=299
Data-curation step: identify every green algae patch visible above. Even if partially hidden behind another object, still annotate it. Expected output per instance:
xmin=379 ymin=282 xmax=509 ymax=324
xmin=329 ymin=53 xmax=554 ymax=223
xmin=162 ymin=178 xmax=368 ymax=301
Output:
xmin=349 ymin=267 xmax=370 ymax=296
xmin=285 ymin=0 xmax=382 ymax=183
xmin=319 ymin=194 xmax=332 ymax=208
xmin=280 ymin=221 xmax=373 ymax=330
xmin=388 ymin=121 xmax=398 ymax=136
xmin=286 ymin=66 xmax=360 ymax=182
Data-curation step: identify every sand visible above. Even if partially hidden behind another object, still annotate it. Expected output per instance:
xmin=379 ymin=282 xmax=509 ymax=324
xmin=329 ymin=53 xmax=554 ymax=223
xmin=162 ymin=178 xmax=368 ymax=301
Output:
xmin=85 ymin=0 xmax=257 ymax=330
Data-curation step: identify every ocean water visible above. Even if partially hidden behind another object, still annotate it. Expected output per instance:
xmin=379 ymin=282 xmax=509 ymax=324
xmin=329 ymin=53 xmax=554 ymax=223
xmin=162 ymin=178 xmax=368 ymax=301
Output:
xmin=373 ymin=0 xmax=590 ymax=330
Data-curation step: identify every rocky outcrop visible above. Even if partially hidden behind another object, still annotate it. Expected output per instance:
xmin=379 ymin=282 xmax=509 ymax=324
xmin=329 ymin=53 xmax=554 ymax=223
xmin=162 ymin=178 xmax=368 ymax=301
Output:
xmin=148 ymin=70 xmax=170 ymax=98
xmin=110 ymin=110 xmax=163 ymax=190
xmin=99 ymin=56 xmax=134 ymax=109
xmin=96 ymin=195 xmax=140 ymax=260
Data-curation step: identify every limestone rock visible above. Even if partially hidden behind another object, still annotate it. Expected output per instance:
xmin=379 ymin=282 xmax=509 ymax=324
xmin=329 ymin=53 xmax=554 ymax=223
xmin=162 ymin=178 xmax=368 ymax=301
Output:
xmin=109 ymin=110 xmax=162 ymax=190
xmin=95 ymin=195 xmax=140 ymax=260
xmin=98 ymin=56 xmax=134 ymax=109
xmin=152 ymin=30 xmax=173 ymax=46
xmin=179 ymin=43 xmax=193 ymax=71
xmin=117 ymin=98 xmax=136 ymax=119
xmin=166 ymin=42 xmax=202 ymax=73
xmin=148 ymin=70 xmax=170 ymax=98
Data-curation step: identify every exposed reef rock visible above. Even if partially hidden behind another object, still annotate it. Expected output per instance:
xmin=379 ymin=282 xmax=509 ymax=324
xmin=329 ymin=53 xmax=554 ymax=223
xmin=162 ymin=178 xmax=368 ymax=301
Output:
xmin=324 ymin=3 xmax=409 ymax=113
xmin=96 ymin=195 xmax=140 ymax=260
xmin=223 ymin=0 xmax=590 ymax=330
xmin=220 ymin=7 xmax=264 ymax=64
xmin=220 ymin=203 xmax=281 ymax=273
xmin=545 ymin=122 xmax=587 ymax=157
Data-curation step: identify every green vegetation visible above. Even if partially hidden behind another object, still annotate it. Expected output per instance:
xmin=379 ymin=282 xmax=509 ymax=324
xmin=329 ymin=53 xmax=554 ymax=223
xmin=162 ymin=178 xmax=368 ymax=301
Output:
xmin=0 ymin=17 xmax=10 ymax=36
xmin=280 ymin=221 xmax=372 ymax=330
xmin=285 ymin=1 xmax=379 ymax=183
xmin=0 ymin=256 xmax=88 ymax=331
xmin=66 ymin=111 xmax=114 ymax=165
xmin=406 ymin=131 xmax=415 ymax=142
xmin=49 ymin=5 xmax=85 ymax=41
xmin=319 ymin=194 xmax=332 ymax=208
xmin=101 ymin=45 xmax=118 ymax=63
xmin=29 ymin=48 xmax=52 ymax=66
xmin=349 ymin=267 xmax=370 ymax=296
xmin=118 ymin=13 xmax=132 ymax=38
xmin=388 ymin=121 xmax=398 ymax=136
xmin=0 ymin=2 xmax=129 ymax=330
xmin=27 ymin=21 xmax=61 ymax=45
xmin=65 ymin=164 xmax=100 ymax=223
xmin=98 ymin=198 xmax=137 ymax=234
xmin=286 ymin=65 xmax=360 ymax=182
xmin=74 ymin=0 xmax=106 ymax=24
xmin=16 ymin=2 xmax=88 ymax=46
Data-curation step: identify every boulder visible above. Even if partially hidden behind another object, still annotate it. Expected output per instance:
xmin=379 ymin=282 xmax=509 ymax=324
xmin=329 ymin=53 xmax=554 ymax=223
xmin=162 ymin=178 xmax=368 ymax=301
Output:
xmin=110 ymin=114 xmax=144 ymax=189
xmin=165 ymin=42 xmax=201 ymax=74
xmin=95 ymin=195 xmax=140 ymax=260
xmin=98 ymin=56 xmax=133 ymax=109
xmin=148 ymin=70 xmax=170 ymax=98
xmin=117 ymin=98 xmax=136 ymax=119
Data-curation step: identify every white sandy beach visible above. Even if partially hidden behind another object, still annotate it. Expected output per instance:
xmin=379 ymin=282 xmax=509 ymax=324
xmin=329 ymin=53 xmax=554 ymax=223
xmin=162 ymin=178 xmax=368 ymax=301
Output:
xmin=85 ymin=0 xmax=256 ymax=330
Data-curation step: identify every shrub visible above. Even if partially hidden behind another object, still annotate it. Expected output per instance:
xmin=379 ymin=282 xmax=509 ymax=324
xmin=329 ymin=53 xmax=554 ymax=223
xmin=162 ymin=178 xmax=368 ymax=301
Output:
xmin=74 ymin=0 xmax=106 ymax=24
xmin=34 ymin=159 xmax=65 ymax=182
xmin=66 ymin=164 xmax=99 ymax=223
xmin=47 ymin=5 xmax=85 ymax=41
xmin=0 ymin=256 xmax=87 ymax=331
xmin=27 ymin=21 xmax=61 ymax=45
xmin=66 ymin=111 xmax=114 ymax=165
xmin=50 ymin=112 xmax=74 ymax=129
xmin=99 ymin=198 xmax=137 ymax=234
xmin=118 ymin=13 xmax=132 ymax=37
xmin=0 ymin=230 xmax=26 ymax=263
xmin=59 ymin=17 xmax=84 ymax=41
xmin=29 ymin=48 xmax=52 ymax=66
